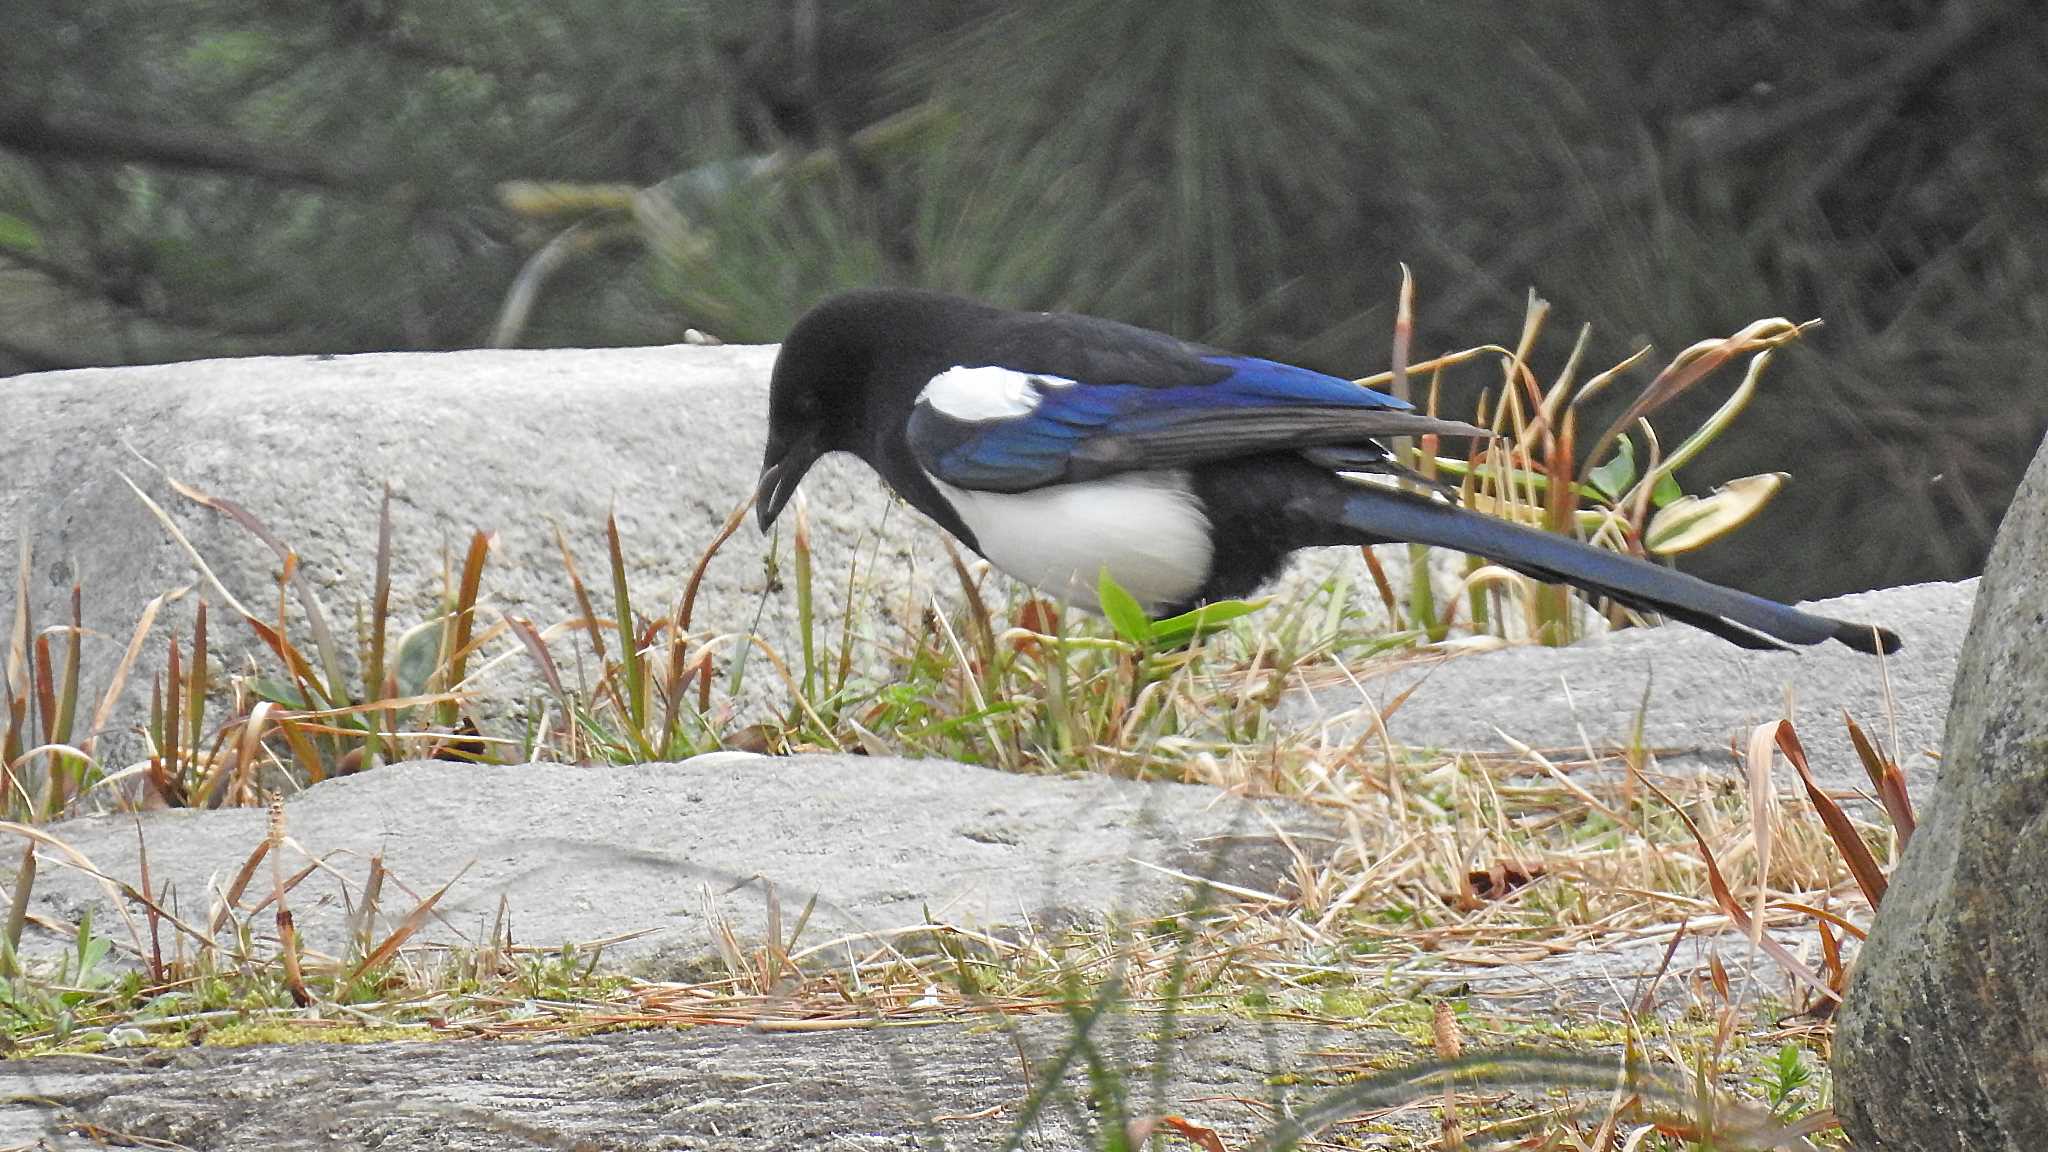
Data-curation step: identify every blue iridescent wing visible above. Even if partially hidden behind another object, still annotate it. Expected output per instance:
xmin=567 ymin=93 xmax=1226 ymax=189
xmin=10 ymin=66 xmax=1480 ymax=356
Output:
xmin=909 ymin=352 xmax=1476 ymax=494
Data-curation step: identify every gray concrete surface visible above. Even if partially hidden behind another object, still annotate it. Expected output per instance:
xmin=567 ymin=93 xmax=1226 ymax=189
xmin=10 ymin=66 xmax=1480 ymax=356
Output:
xmin=1428 ymin=925 xmax=1840 ymax=1018
xmin=26 ymin=753 xmax=1325 ymax=969
xmin=0 ymin=1016 xmax=1390 ymax=1151
xmin=0 ymin=973 xmax=1809 ymax=1151
xmin=25 ymin=746 xmax=1820 ymax=1020
xmin=1279 ymin=580 xmax=1973 ymax=796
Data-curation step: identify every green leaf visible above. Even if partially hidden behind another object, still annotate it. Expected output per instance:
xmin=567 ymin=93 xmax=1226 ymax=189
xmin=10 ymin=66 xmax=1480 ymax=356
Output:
xmin=1150 ymin=597 xmax=1268 ymax=647
xmin=1651 ymin=470 xmax=1684 ymax=508
xmin=1645 ymin=473 xmax=1787 ymax=554
xmin=1587 ymin=437 xmax=1636 ymax=500
xmin=926 ymin=699 xmax=1024 ymax=739
xmin=0 ymin=214 xmax=36 ymax=253
xmin=248 ymin=677 xmax=311 ymax=710
xmin=1095 ymin=569 xmax=1152 ymax=646
xmin=395 ymin=621 xmax=443 ymax=697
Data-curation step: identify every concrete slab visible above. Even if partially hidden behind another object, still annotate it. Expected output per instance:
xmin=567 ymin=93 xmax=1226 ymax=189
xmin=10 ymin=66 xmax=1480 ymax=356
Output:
xmin=1278 ymin=580 xmax=1972 ymax=796
xmin=27 ymin=754 xmax=1326 ymax=968
xmin=0 ymin=1016 xmax=1388 ymax=1151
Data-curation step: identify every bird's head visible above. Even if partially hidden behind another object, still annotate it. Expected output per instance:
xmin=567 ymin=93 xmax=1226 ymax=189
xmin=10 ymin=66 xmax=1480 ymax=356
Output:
xmin=755 ymin=288 xmax=989 ymax=531
xmin=754 ymin=295 xmax=881 ymax=531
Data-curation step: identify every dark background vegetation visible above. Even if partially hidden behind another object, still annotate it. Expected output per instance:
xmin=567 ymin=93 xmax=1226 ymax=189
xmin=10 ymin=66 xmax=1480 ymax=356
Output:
xmin=3 ymin=0 xmax=2043 ymax=599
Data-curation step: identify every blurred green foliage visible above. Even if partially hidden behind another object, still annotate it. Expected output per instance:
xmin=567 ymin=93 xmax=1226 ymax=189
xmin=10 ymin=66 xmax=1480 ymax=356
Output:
xmin=2 ymin=0 xmax=2042 ymax=597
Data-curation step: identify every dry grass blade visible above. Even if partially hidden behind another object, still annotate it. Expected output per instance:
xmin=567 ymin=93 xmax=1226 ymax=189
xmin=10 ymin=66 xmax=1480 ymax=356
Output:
xmin=678 ymin=493 xmax=752 ymax=712
xmin=208 ymin=835 xmax=273 ymax=938
xmin=739 ymin=636 xmax=842 ymax=753
xmin=1359 ymin=547 xmax=1400 ymax=622
xmin=239 ymin=859 xmax=322 ymax=919
xmin=1773 ymin=899 xmax=1868 ymax=942
xmin=226 ymin=700 xmax=275 ymax=808
xmin=1584 ymin=319 xmax=1813 ymax=472
xmin=2 ymin=541 xmax=24 ymax=815
xmin=1623 ymin=350 xmax=1772 ymax=520
xmin=267 ymin=794 xmax=312 ymax=1006
xmin=1636 ymin=775 xmax=1838 ymax=1004
xmin=52 ymin=587 xmax=81 ymax=753
xmin=5 ymin=537 xmax=28 ymax=706
xmin=1632 ymin=918 xmax=1690 ymax=1016
xmin=347 ymin=861 xmax=473 ymax=983
xmin=1843 ymin=711 xmax=1915 ymax=846
xmin=368 ymin=485 xmax=395 ymax=712
xmin=940 ymin=538 xmax=995 ymax=668
xmin=163 ymin=474 xmax=351 ymax=697
xmin=1355 ymin=342 xmax=1523 ymax=393
xmin=1391 ymin=263 xmax=1414 ymax=406
xmin=437 ymin=530 xmax=494 ymax=731
xmin=1389 ymin=266 xmax=1449 ymax=640
xmin=159 ymin=631 xmax=184 ymax=807
xmin=791 ymin=494 xmax=819 ymax=704
xmin=1773 ymin=722 xmax=1888 ymax=907
xmin=275 ymin=715 xmax=330 ymax=784
xmin=187 ymin=601 xmax=209 ymax=760
xmin=0 ymin=702 xmax=23 ymax=818
xmin=244 ymin=617 xmax=330 ymax=707
xmin=1817 ymin=916 xmax=1848 ymax=996
xmin=506 ymin=616 xmax=567 ymax=703
xmin=1536 ymin=322 xmax=1592 ymax=435
xmin=553 ymin=522 xmax=610 ymax=666
xmin=32 ymin=588 xmax=87 ymax=817
xmin=1569 ymin=344 xmax=1656 ymax=417
xmin=33 ymin=635 xmax=55 ymax=745
xmin=119 ymin=471 xmax=255 ymax=620
xmin=661 ymin=498 xmax=749 ymax=733
xmin=354 ymin=854 xmax=387 ymax=962
xmin=1742 ymin=723 xmax=1778 ymax=947
xmin=0 ymin=819 xmax=206 ymax=954
xmin=2 ymin=841 xmax=35 ymax=970
xmin=1505 ymin=289 xmax=1552 ymax=447
xmin=135 ymin=811 xmax=162 ymax=971
xmin=81 ymin=587 xmax=179 ymax=760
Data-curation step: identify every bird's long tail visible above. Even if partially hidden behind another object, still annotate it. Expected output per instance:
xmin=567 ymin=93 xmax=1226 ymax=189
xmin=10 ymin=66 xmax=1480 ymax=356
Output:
xmin=1292 ymin=480 xmax=1901 ymax=654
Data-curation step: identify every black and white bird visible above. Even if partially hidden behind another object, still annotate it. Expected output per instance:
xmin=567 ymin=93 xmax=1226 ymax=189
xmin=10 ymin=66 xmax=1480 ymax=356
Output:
xmin=753 ymin=289 xmax=1899 ymax=654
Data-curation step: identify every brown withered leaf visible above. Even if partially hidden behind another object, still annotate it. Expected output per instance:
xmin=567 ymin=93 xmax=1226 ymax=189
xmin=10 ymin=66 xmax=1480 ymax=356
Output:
xmin=1463 ymin=860 xmax=1546 ymax=901
xmin=430 ymin=716 xmax=489 ymax=763
xmin=724 ymin=723 xmax=785 ymax=756
xmin=1010 ymin=597 xmax=1062 ymax=657
xmin=1127 ymin=1116 xmax=1228 ymax=1152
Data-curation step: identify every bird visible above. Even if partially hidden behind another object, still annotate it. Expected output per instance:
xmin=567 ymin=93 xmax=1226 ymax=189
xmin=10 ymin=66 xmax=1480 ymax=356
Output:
xmin=753 ymin=288 xmax=1900 ymax=655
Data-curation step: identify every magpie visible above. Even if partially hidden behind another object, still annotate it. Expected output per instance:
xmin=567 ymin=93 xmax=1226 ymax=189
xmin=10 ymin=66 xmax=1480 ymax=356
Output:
xmin=754 ymin=288 xmax=1900 ymax=655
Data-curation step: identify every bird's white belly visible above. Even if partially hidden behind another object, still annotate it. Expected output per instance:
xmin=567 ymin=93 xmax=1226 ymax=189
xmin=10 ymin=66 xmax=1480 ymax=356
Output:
xmin=928 ymin=471 xmax=1213 ymax=612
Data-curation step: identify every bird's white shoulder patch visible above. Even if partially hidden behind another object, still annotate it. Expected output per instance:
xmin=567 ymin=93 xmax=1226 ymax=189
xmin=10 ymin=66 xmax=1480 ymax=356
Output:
xmin=918 ymin=365 xmax=1078 ymax=423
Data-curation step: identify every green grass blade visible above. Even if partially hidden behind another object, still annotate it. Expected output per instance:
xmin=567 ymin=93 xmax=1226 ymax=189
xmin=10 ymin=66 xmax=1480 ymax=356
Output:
xmin=605 ymin=513 xmax=646 ymax=740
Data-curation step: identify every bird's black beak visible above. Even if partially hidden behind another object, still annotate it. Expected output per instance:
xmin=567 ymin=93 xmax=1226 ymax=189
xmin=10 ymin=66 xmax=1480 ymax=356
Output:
xmin=754 ymin=433 xmax=821 ymax=531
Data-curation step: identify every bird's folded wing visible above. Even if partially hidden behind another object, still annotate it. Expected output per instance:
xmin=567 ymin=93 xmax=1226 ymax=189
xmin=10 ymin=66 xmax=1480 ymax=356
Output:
xmin=909 ymin=353 xmax=1487 ymax=494
xmin=1063 ymin=406 xmax=1485 ymax=473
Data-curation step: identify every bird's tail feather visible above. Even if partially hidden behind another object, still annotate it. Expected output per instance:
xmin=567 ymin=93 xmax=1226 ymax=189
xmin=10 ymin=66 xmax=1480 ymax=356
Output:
xmin=1296 ymin=481 xmax=1901 ymax=654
